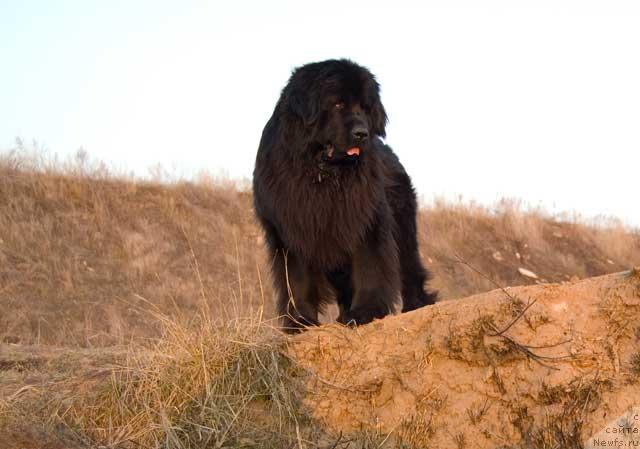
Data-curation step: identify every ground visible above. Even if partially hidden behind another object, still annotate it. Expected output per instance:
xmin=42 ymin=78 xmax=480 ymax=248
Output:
xmin=291 ymin=269 xmax=640 ymax=448
xmin=1 ymin=152 xmax=639 ymax=448
xmin=2 ymin=269 xmax=639 ymax=448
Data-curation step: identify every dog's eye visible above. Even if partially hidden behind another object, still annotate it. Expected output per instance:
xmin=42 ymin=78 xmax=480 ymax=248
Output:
xmin=334 ymin=102 xmax=345 ymax=110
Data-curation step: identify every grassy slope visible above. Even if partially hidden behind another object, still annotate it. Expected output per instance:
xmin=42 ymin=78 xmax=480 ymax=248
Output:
xmin=1 ymin=151 xmax=640 ymax=448
xmin=1 ymin=152 xmax=638 ymax=346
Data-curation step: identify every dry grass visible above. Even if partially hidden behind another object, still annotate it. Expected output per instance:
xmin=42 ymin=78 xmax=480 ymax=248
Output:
xmin=59 ymin=310 xmax=305 ymax=448
xmin=1 ymin=304 xmax=400 ymax=448
xmin=1 ymin=145 xmax=639 ymax=448
xmin=0 ymin=305 xmax=311 ymax=448
xmin=0 ymin=146 xmax=267 ymax=346
xmin=1 ymin=146 xmax=639 ymax=346
xmin=511 ymin=376 xmax=610 ymax=449
xmin=420 ymin=197 xmax=640 ymax=299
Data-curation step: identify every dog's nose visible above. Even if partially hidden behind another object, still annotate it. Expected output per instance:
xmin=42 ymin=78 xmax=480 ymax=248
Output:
xmin=352 ymin=126 xmax=369 ymax=141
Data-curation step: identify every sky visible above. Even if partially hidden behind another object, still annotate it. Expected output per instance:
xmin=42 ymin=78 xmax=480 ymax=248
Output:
xmin=1 ymin=1 xmax=639 ymax=225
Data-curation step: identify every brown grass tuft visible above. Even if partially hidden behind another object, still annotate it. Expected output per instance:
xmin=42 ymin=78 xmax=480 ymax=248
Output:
xmin=58 ymin=310 xmax=305 ymax=448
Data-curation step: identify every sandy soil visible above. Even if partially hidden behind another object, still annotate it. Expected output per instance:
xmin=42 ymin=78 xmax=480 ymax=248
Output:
xmin=2 ymin=269 xmax=639 ymax=448
xmin=289 ymin=268 xmax=640 ymax=448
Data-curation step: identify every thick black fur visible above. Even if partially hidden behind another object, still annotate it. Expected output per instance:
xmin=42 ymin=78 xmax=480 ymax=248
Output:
xmin=253 ymin=59 xmax=437 ymax=332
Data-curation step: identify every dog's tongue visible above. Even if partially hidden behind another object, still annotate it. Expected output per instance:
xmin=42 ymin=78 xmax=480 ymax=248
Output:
xmin=347 ymin=147 xmax=360 ymax=156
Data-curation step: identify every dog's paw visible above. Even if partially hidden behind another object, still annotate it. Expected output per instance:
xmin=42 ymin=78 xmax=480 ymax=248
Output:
xmin=337 ymin=304 xmax=389 ymax=327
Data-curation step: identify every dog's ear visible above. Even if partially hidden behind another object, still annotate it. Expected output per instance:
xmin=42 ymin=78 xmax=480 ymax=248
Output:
xmin=370 ymin=99 xmax=388 ymax=138
xmin=286 ymin=87 xmax=320 ymax=128
xmin=367 ymin=80 xmax=388 ymax=138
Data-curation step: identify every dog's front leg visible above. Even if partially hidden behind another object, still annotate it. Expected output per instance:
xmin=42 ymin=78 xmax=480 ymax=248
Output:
xmin=338 ymin=216 xmax=401 ymax=326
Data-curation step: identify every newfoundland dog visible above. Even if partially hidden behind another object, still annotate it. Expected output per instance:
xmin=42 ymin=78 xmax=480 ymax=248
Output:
xmin=253 ymin=59 xmax=436 ymax=332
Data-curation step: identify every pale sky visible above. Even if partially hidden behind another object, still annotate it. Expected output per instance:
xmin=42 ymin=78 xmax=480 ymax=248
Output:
xmin=1 ymin=1 xmax=639 ymax=225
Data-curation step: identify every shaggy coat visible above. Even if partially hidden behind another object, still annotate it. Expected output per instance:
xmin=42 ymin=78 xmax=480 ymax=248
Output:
xmin=253 ymin=59 xmax=436 ymax=332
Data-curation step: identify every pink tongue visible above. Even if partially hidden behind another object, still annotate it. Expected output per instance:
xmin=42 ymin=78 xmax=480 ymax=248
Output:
xmin=347 ymin=147 xmax=361 ymax=156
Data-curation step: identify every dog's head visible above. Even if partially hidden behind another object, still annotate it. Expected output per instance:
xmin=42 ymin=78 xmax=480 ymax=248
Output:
xmin=280 ymin=59 xmax=388 ymax=164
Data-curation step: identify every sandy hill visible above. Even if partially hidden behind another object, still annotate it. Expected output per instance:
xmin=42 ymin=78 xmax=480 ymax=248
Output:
xmin=1 ymin=152 xmax=639 ymax=448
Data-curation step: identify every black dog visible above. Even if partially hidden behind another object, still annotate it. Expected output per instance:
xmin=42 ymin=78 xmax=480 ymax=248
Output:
xmin=253 ymin=59 xmax=436 ymax=332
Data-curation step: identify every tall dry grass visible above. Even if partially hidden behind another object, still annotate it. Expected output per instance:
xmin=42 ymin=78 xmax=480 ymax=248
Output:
xmin=1 ymin=146 xmax=269 ymax=347
xmin=420 ymin=198 xmax=639 ymax=299
xmin=1 ymin=305 xmax=394 ymax=448
xmin=1 ymin=146 xmax=639 ymax=346
xmin=59 ymin=309 xmax=305 ymax=448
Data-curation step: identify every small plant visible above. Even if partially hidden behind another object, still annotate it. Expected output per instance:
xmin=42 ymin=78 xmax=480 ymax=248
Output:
xmin=396 ymin=395 xmax=446 ymax=449
xmin=445 ymin=322 xmax=464 ymax=358
xmin=630 ymin=352 xmax=640 ymax=380
xmin=453 ymin=431 xmax=466 ymax=449
xmin=490 ymin=368 xmax=507 ymax=395
xmin=467 ymin=314 xmax=496 ymax=352
xmin=418 ymin=335 xmax=435 ymax=369
xmin=466 ymin=398 xmax=491 ymax=424
xmin=538 ymin=383 xmax=568 ymax=405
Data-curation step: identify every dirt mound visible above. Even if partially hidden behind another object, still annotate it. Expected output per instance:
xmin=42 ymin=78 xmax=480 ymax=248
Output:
xmin=1 ymin=270 xmax=639 ymax=448
xmin=290 ymin=269 xmax=640 ymax=448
